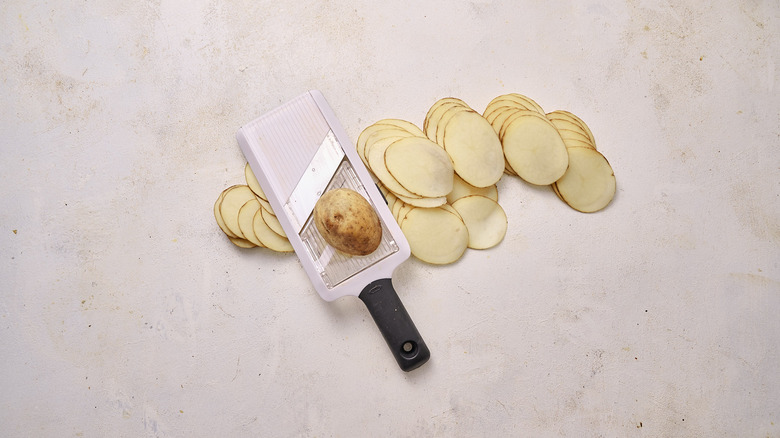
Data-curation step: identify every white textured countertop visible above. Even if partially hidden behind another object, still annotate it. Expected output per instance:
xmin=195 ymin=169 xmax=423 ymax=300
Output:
xmin=1 ymin=1 xmax=778 ymax=436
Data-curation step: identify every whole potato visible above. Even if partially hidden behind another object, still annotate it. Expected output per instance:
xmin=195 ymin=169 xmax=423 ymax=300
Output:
xmin=314 ymin=188 xmax=382 ymax=256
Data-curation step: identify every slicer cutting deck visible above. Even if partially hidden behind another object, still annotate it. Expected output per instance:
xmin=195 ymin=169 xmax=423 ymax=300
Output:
xmin=236 ymin=90 xmax=430 ymax=371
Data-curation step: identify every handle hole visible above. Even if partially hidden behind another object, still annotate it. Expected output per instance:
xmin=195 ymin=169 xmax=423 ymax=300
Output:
xmin=400 ymin=341 xmax=417 ymax=359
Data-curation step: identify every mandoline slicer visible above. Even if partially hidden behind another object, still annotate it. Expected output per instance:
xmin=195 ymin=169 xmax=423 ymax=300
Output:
xmin=236 ymin=90 xmax=430 ymax=371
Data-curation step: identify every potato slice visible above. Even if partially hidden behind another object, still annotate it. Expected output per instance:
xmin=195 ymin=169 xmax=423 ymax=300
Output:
xmin=361 ymin=127 xmax=414 ymax=168
xmin=244 ymin=163 xmax=267 ymax=200
xmin=506 ymin=93 xmax=545 ymax=114
xmin=400 ymin=206 xmax=469 ymax=265
xmin=547 ymin=110 xmax=596 ymax=145
xmin=384 ymin=137 xmax=454 ymax=198
xmin=262 ymin=207 xmax=286 ymax=237
xmin=435 ymin=106 xmax=474 ymax=146
xmin=447 ymin=173 xmax=498 ymax=204
xmin=451 ymin=195 xmax=507 ymax=250
xmin=502 ymin=111 xmax=569 ymax=185
xmin=424 ymin=98 xmax=469 ymax=139
xmin=229 ymin=236 xmax=256 ymax=248
xmin=441 ymin=110 xmax=504 ymax=188
xmin=214 ymin=188 xmax=239 ymax=239
xmin=488 ymin=107 xmax=520 ymax=135
xmin=395 ymin=194 xmax=447 ymax=208
xmin=374 ymin=118 xmax=426 ymax=137
xmin=219 ymin=185 xmax=257 ymax=239
xmin=238 ymin=198 xmax=265 ymax=247
xmin=367 ymin=136 xmax=422 ymax=200
xmin=553 ymin=147 xmax=616 ymax=213
xmin=252 ymin=208 xmax=294 ymax=252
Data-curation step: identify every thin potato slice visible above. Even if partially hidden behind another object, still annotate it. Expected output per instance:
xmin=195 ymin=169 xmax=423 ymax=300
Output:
xmin=401 ymin=206 xmax=469 ymax=265
xmin=384 ymin=137 xmax=454 ymax=197
xmin=252 ymin=209 xmax=294 ymax=252
xmin=435 ymin=106 xmax=474 ymax=146
xmin=547 ymin=110 xmax=596 ymax=145
xmin=502 ymin=112 xmax=569 ymax=185
xmin=361 ymin=128 xmax=414 ymax=167
xmin=451 ymin=195 xmax=508 ymax=250
xmin=238 ymin=198 xmax=265 ymax=247
xmin=374 ymin=118 xmax=426 ymax=137
xmin=507 ymin=93 xmax=545 ymax=114
xmin=484 ymin=100 xmax=530 ymax=119
xmin=553 ymin=147 xmax=616 ymax=213
xmin=229 ymin=236 xmax=256 ymax=248
xmin=214 ymin=188 xmax=239 ymax=239
xmin=245 ymin=163 xmax=267 ymax=200
xmin=367 ymin=136 xmax=422 ymax=200
xmin=441 ymin=110 xmax=504 ymax=188
xmin=424 ymin=99 xmax=469 ymax=138
xmin=255 ymin=195 xmax=274 ymax=215
xmin=395 ymin=193 xmax=447 ymax=208
xmin=447 ymin=173 xmax=498 ymax=204
xmin=220 ymin=185 xmax=257 ymax=239
xmin=484 ymin=105 xmax=522 ymax=125
xmin=489 ymin=107 xmax=520 ymax=135
xmin=395 ymin=204 xmax=415 ymax=225
xmin=262 ymin=207 xmax=286 ymax=237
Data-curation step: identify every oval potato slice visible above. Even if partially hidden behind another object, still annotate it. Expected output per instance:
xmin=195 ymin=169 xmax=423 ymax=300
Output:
xmin=245 ymin=163 xmax=267 ymax=200
xmin=435 ymin=106 xmax=474 ymax=146
xmin=214 ymin=188 xmax=239 ymax=239
xmin=553 ymin=147 xmax=616 ymax=213
xmin=441 ymin=110 xmax=504 ymax=188
xmin=451 ymin=195 xmax=508 ymax=250
xmin=401 ymin=206 xmax=469 ymax=265
xmin=252 ymin=209 xmax=294 ymax=252
xmin=547 ymin=110 xmax=596 ymax=145
xmin=502 ymin=112 xmax=569 ymax=186
xmin=261 ymin=207 xmax=286 ymax=237
xmin=447 ymin=173 xmax=498 ymax=204
xmin=237 ymin=198 xmax=265 ymax=247
xmin=220 ymin=185 xmax=257 ymax=239
xmin=367 ymin=136 xmax=422 ymax=200
xmin=229 ymin=236 xmax=256 ymax=248
xmin=374 ymin=118 xmax=426 ymax=137
xmin=385 ymin=137 xmax=454 ymax=198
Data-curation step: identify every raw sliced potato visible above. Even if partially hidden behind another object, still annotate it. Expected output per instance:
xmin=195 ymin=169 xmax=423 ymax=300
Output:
xmin=374 ymin=118 xmax=426 ymax=137
xmin=384 ymin=136 xmax=454 ymax=197
xmin=441 ymin=110 xmax=504 ymax=188
xmin=506 ymin=93 xmax=545 ymax=114
xmin=220 ymin=185 xmax=258 ymax=239
xmin=229 ymin=236 xmax=256 ymax=248
xmin=502 ymin=111 xmax=569 ymax=185
xmin=395 ymin=193 xmax=447 ymax=208
xmin=451 ymin=195 xmax=507 ymax=250
xmin=425 ymin=102 xmax=468 ymax=140
xmin=547 ymin=110 xmax=596 ymax=145
xmin=400 ymin=206 xmax=469 ymax=265
xmin=361 ymin=128 xmax=415 ymax=167
xmin=553 ymin=147 xmax=616 ymax=213
xmin=252 ymin=208 xmax=294 ymax=252
xmin=238 ymin=198 xmax=265 ymax=247
xmin=262 ymin=207 xmax=286 ymax=237
xmin=447 ymin=173 xmax=498 ymax=204
xmin=435 ymin=106 xmax=474 ymax=146
xmin=245 ymin=163 xmax=267 ymax=200
xmin=424 ymin=97 xmax=469 ymax=133
xmin=214 ymin=188 xmax=239 ymax=239
xmin=367 ymin=136 xmax=423 ymax=200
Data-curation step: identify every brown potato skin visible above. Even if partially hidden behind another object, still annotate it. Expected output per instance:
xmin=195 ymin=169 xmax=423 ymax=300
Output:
xmin=314 ymin=188 xmax=382 ymax=256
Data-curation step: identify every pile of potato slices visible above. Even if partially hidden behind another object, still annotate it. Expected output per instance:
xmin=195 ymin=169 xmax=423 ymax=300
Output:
xmin=213 ymin=163 xmax=294 ymax=251
xmin=359 ymin=93 xmax=615 ymax=264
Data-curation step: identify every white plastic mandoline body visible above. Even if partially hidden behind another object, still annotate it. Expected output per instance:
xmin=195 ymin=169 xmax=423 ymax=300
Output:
xmin=236 ymin=90 xmax=411 ymax=302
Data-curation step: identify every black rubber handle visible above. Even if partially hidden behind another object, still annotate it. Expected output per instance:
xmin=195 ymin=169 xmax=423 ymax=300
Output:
xmin=359 ymin=278 xmax=430 ymax=372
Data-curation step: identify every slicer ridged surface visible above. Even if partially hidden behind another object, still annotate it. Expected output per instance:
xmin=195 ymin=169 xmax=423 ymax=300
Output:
xmin=243 ymin=93 xmax=331 ymax=200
